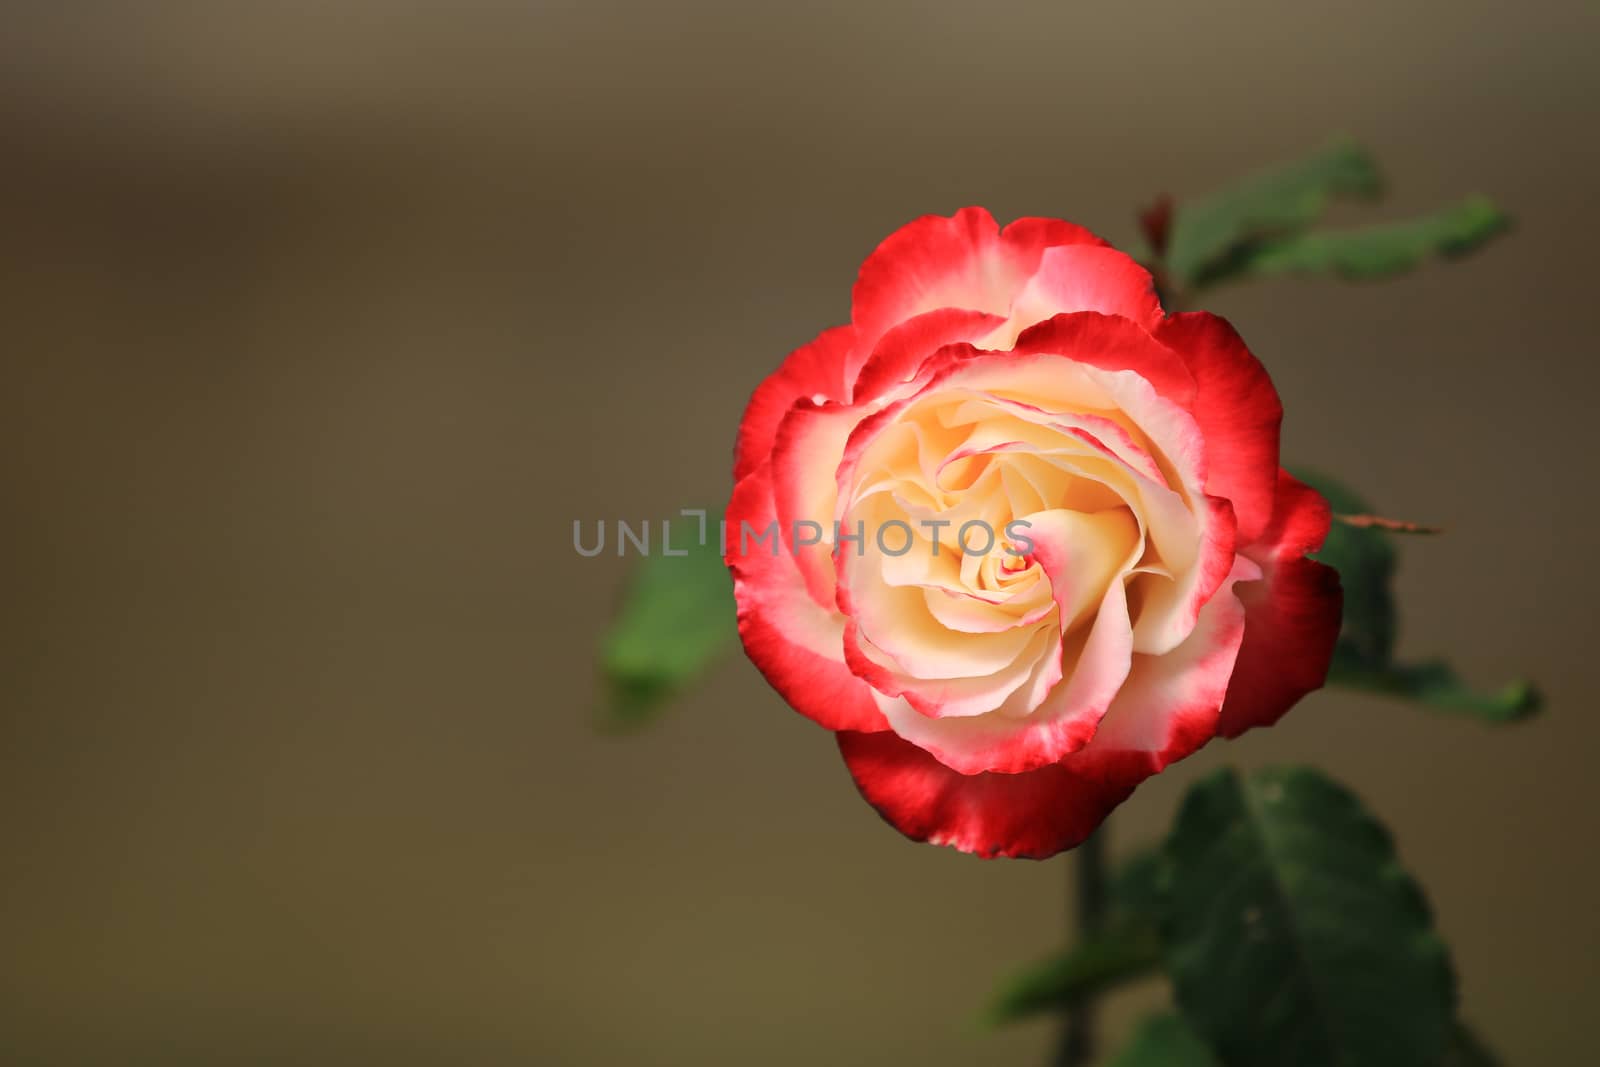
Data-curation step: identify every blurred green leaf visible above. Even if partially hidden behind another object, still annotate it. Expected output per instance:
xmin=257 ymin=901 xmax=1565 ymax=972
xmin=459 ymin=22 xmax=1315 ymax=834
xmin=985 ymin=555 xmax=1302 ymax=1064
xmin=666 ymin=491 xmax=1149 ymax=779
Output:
xmin=1328 ymin=655 xmax=1541 ymax=723
xmin=1166 ymin=138 xmax=1382 ymax=287
xmin=1103 ymin=845 xmax=1166 ymax=920
xmin=1235 ymin=197 xmax=1509 ymax=281
xmin=1106 ymin=1014 xmax=1222 ymax=1067
xmin=982 ymin=848 xmax=1166 ymax=1027
xmin=1292 ymin=468 xmax=1541 ymax=722
xmin=598 ymin=512 xmax=736 ymax=729
xmin=1163 ymin=766 xmax=1456 ymax=1067
xmin=982 ymin=924 xmax=1160 ymax=1028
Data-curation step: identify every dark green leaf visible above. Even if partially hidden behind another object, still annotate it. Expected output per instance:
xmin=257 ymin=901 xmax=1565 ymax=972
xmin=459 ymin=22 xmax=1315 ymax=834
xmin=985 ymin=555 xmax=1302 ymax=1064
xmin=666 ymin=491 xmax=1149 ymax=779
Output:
xmin=1106 ymin=1014 xmax=1222 ymax=1067
xmin=981 ymin=848 xmax=1166 ymax=1026
xmin=1292 ymin=468 xmax=1541 ymax=722
xmin=1166 ymin=138 xmax=1383 ymax=287
xmin=1235 ymin=197 xmax=1509 ymax=282
xmin=1162 ymin=766 xmax=1456 ymax=1067
xmin=598 ymin=512 xmax=736 ymax=729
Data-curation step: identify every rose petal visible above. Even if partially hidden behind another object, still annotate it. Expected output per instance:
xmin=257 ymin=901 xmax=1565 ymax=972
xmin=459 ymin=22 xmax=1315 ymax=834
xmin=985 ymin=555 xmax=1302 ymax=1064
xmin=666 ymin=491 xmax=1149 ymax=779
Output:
xmin=726 ymin=464 xmax=888 ymax=733
xmin=850 ymin=208 xmax=1107 ymax=354
xmin=989 ymin=245 xmax=1165 ymax=347
xmin=1092 ymin=554 xmax=1258 ymax=755
xmin=771 ymin=399 xmax=871 ymax=608
xmin=852 ymin=308 xmax=1007 ymax=403
xmin=835 ymin=728 xmax=1138 ymax=859
xmin=1216 ymin=470 xmax=1342 ymax=737
xmin=1012 ymin=312 xmax=1196 ymax=410
xmin=1127 ymin=493 xmax=1236 ymax=656
xmin=845 ymin=622 xmax=1058 ymax=720
xmin=1154 ymin=313 xmax=1284 ymax=544
xmin=734 ymin=324 xmax=858 ymax=482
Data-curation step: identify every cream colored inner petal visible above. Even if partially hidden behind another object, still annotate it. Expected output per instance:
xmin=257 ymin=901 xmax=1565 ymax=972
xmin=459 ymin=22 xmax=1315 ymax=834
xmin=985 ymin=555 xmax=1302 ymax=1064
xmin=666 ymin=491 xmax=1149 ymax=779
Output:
xmin=834 ymin=364 xmax=1211 ymax=738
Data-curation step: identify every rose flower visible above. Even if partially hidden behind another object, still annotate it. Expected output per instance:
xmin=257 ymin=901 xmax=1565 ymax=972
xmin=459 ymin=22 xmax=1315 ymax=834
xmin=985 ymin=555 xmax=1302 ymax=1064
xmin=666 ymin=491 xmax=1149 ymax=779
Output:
xmin=726 ymin=208 xmax=1341 ymax=858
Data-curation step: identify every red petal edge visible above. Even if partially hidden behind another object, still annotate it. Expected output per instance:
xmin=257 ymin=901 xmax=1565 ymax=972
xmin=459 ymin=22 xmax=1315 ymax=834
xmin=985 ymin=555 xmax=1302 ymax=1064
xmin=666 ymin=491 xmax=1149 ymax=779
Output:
xmin=733 ymin=325 xmax=858 ymax=482
xmin=850 ymin=208 xmax=1107 ymax=350
xmin=1216 ymin=470 xmax=1343 ymax=737
xmin=726 ymin=464 xmax=888 ymax=734
xmin=1154 ymin=313 xmax=1284 ymax=545
xmin=1011 ymin=312 xmax=1197 ymax=409
xmin=836 ymin=730 xmax=1146 ymax=860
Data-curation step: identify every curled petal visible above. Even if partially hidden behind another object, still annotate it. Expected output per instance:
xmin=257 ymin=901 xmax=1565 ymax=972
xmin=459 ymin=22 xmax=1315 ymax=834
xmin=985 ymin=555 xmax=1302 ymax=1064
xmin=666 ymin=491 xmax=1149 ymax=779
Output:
xmin=726 ymin=466 xmax=888 ymax=733
xmin=865 ymin=508 xmax=1140 ymax=775
xmin=1155 ymin=313 xmax=1284 ymax=543
xmin=1217 ymin=471 xmax=1342 ymax=736
xmin=771 ymin=400 xmax=870 ymax=607
xmin=836 ymin=728 xmax=1139 ymax=859
xmin=852 ymin=308 xmax=1007 ymax=404
xmin=851 ymin=208 xmax=1106 ymax=353
xmin=991 ymin=245 xmax=1165 ymax=346
xmin=734 ymin=325 xmax=858 ymax=482
xmin=1012 ymin=312 xmax=1196 ymax=410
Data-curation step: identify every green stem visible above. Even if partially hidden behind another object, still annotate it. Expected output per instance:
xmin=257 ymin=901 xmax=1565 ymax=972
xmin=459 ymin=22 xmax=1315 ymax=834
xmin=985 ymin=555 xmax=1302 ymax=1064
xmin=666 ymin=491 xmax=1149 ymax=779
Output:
xmin=1054 ymin=826 xmax=1108 ymax=1066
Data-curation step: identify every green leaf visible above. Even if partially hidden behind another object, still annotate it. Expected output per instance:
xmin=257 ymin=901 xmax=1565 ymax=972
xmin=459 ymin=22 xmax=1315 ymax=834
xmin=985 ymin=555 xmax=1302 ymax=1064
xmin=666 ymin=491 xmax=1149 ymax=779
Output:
xmin=981 ymin=923 xmax=1161 ymax=1028
xmin=1292 ymin=468 xmax=1541 ymax=722
xmin=1166 ymin=138 xmax=1383 ymax=288
xmin=597 ymin=512 xmax=737 ymax=729
xmin=981 ymin=848 xmax=1166 ymax=1026
xmin=1328 ymin=656 xmax=1541 ymax=723
xmin=1106 ymin=1014 xmax=1222 ymax=1067
xmin=1162 ymin=766 xmax=1456 ymax=1067
xmin=1104 ymin=845 xmax=1167 ymax=921
xmin=1235 ymin=197 xmax=1509 ymax=282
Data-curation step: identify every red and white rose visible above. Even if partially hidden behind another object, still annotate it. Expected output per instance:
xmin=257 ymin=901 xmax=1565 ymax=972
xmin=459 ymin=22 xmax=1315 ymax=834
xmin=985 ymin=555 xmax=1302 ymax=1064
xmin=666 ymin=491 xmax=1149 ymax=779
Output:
xmin=726 ymin=208 xmax=1341 ymax=858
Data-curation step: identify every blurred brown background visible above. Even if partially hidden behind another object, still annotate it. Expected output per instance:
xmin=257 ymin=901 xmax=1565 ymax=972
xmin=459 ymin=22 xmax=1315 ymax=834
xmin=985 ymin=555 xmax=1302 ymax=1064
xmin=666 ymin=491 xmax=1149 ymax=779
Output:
xmin=3 ymin=2 xmax=1596 ymax=1063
